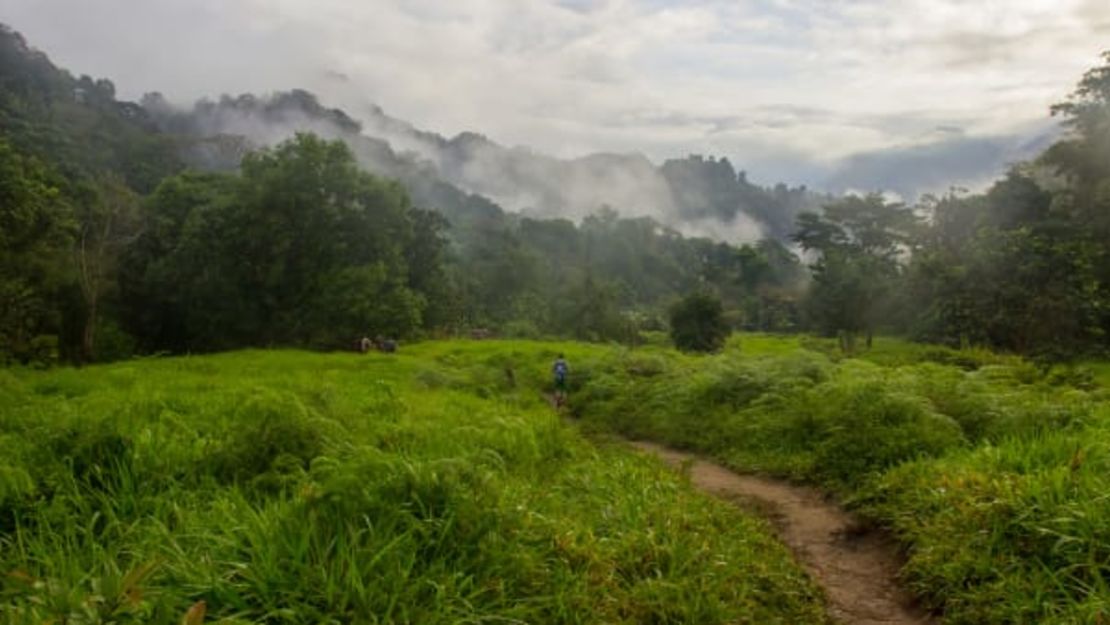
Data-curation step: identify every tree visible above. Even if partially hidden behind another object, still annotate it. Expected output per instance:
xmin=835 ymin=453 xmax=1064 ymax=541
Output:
xmin=793 ymin=194 xmax=917 ymax=351
xmin=558 ymin=274 xmax=624 ymax=342
xmin=0 ymin=140 xmax=73 ymax=364
xmin=907 ymin=173 xmax=1105 ymax=358
xmin=455 ymin=224 xmax=538 ymax=327
xmin=73 ymin=176 xmax=140 ymax=362
xmin=670 ymin=291 xmax=728 ymax=352
xmin=117 ymin=171 xmax=237 ymax=352
xmin=120 ymin=134 xmax=443 ymax=352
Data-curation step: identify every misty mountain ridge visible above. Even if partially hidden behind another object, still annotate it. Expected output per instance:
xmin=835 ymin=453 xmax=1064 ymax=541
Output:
xmin=144 ymin=87 xmax=826 ymax=243
xmin=149 ymin=85 xmax=1056 ymax=242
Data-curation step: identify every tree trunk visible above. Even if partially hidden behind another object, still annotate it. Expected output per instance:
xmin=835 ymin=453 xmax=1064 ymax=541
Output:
xmin=81 ymin=296 xmax=97 ymax=364
xmin=839 ymin=330 xmax=857 ymax=354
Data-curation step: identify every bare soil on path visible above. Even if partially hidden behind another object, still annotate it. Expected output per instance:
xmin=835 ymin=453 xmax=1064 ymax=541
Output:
xmin=630 ymin=441 xmax=936 ymax=625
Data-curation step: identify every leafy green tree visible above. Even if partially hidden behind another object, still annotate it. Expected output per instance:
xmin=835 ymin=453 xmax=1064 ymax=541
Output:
xmin=902 ymin=50 xmax=1110 ymax=359
xmin=455 ymin=225 xmax=539 ymax=327
xmin=73 ymin=176 xmax=141 ymax=362
xmin=118 ymin=171 xmax=236 ymax=352
xmin=1044 ymin=51 xmax=1110 ymax=349
xmin=0 ymin=140 xmax=72 ymax=363
xmin=908 ymin=172 xmax=1105 ymax=358
xmin=669 ymin=291 xmax=729 ymax=352
xmin=558 ymin=275 xmax=625 ymax=342
xmin=794 ymin=194 xmax=917 ymax=351
xmin=122 ymin=134 xmax=441 ymax=351
xmin=309 ymin=264 xmax=425 ymax=345
xmin=903 ymin=191 xmax=988 ymax=347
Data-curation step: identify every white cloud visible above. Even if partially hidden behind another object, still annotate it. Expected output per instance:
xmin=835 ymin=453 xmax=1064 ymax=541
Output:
xmin=2 ymin=0 xmax=1107 ymax=189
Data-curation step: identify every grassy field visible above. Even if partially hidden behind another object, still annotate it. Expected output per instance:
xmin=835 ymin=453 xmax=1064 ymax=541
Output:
xmin=0 ymin=341 xmax=828 ymax=624
xmin=6 ymin=335 xmax=1110 ymax=624
xmin=571 ymin=334 xmax=1110 ymax=624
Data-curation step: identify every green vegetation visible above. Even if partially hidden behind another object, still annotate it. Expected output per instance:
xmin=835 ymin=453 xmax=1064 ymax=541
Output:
xmin=0 ymin=341 xmax=828 ymax=624
xmin=3 ymin=22 xmax=1109 ymax=364
xmin=4 ymin=15 xmax=1110 ymax=625
xmin=794 ymin=193 xmax=916 ymax=352
xmin=0 ymin=23 xmax=806 ymax=365
xmin=668 ymin=291 xmax=728 ymax=353
xmin=572 ymin=335 xmax=1110 ymax=623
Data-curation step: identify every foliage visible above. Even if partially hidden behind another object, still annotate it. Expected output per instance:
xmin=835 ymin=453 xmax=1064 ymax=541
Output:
xmin=0 ymin=23 xmax=811 ymax=359
xmin=0 ymin=341 xmax=828 ymax=624
xmin=119 ymin=134 xmax=437 ymax=352
xmin=669 ymin=291 xmax=729 ymax=352
xmin=900 ymin=53 xmax=1110 ymax=359
xmin=794 ymin=193 xmax=918 ymax=351
xmin=0 ymin=139 xmax=72 ymax=365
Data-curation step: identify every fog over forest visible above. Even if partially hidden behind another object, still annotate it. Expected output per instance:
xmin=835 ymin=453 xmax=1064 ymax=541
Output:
xmin=6 ymin=0 xmax=1107 ymax=199
xmin=2 ymin=1 xmax=1110 ymax=365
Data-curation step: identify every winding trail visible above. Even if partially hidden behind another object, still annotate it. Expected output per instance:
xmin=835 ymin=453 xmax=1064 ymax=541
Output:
xmin=630 ymin=441 xmax=935 ymax=625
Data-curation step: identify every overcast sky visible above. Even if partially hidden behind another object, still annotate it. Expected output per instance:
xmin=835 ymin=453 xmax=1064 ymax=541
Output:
xmin=4 ymin=0 xmax=1109 ymax=191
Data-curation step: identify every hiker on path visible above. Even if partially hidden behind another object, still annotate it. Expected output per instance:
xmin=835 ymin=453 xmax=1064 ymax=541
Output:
xmin=552 ymin=354 xmax=569 ymax=407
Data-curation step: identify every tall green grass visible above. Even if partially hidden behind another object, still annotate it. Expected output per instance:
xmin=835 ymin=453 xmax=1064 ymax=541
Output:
xmin=0 ymin=342 xmax=827 ymax=624
xmin=572 ymin=334 xmax=1110 ymax=623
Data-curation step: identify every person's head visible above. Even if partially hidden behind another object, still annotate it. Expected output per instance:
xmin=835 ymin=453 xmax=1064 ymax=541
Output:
xmin=557 ymin=353 xmax=564 ymax=359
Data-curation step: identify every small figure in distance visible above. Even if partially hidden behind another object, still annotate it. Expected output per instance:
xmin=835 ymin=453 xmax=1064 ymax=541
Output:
xmin=358 ymin=336 xmax=373 ymax=354
xmin=378 ymin=337 xmax=398 ymax=354
xmin=552 ymin=353 xmax=569 ymax=408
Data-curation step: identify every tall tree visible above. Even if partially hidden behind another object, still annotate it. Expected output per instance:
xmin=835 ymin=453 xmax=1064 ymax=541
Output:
xmin=73 ymin=176 xmax=140 ymax=362
xmin=121 ymin=134 xmax=442 ymax=352
xmin=794 ymin=194 xmax=918 ymax=351
xmin=0 ymin=140 xmax=72 ymax=363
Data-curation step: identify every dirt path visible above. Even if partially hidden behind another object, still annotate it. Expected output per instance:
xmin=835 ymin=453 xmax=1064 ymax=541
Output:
xmin=631 ymin=441 xmax=935 ymax=625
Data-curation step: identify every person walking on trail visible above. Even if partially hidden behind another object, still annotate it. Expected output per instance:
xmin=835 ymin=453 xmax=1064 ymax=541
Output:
xmin=552 ymin=354 xmax=569 ymax=407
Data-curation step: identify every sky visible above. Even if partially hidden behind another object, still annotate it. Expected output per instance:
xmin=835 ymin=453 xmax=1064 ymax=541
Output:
xmin=4 ymin=0 xmax=1109 ymax=192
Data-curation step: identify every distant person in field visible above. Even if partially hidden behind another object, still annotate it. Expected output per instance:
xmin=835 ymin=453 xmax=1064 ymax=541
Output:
xmin=378 ymin=337 xmax=398 ymax=353
xmin=358 ymin=336 xmax=372 ymax=353
xmin=552 ymin=354 xmax=569 ymax=406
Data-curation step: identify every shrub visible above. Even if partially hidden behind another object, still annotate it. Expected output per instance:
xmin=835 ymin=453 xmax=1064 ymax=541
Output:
xmin=669 ymin=292 xmax=729 ymax=353
xmin=802 ymin=382 xmax=965 ymax=486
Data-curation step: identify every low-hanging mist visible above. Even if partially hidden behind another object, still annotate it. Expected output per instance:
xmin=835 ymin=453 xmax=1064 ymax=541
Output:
xmin=145 ymin=88 xmax=828 ymax=244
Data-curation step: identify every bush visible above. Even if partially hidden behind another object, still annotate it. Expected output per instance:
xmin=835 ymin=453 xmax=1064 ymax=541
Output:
xmin=802 ymin=382 xmax=965 ymax=486
xmin=669 ymin=292 xmax=729 ymax=353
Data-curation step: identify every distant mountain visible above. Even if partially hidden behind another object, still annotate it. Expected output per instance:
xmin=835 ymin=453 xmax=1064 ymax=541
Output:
xmin=146 ymin=89 xmax=822 ymax=242
xmin=349 ymin=100 xmax=829 ymax=241
xmin=0 ymin=20 xmax=813 ymax=353
xmin=0 ymin=18 xmax=823 ymax=244
xmin=0 ymin=23 xmax=183 ymax=192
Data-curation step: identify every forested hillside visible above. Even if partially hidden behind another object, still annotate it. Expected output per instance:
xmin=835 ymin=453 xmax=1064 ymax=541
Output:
xmin=2 ymin=20 xmax=1109 ymax=365
xmin=0 ymin=23 xmax=804 ymax=364
xmin=152 ymin=87 xmax=821 ymax=240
